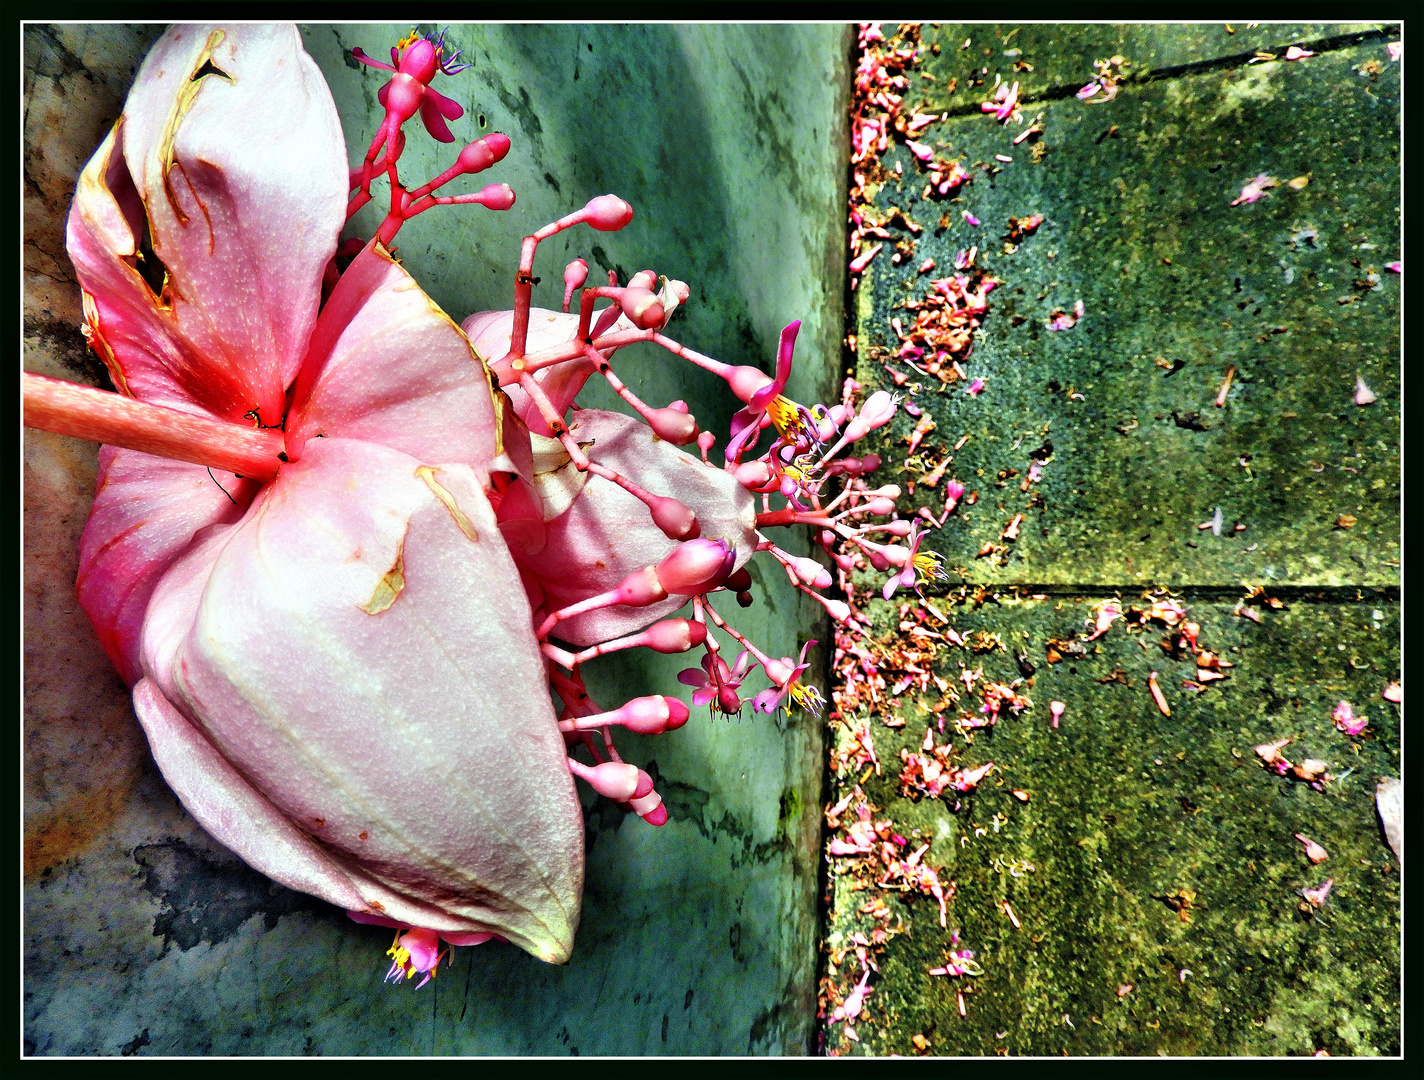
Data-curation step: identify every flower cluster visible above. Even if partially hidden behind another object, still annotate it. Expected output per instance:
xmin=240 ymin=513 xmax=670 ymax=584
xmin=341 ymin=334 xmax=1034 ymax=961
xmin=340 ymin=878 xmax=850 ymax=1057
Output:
xmin=27 ymin=23 xmax=913 ymax=978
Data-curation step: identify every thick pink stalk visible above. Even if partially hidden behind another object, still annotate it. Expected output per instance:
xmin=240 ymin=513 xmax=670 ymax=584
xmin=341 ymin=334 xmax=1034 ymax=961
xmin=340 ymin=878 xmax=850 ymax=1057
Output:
xmin=23 ymin=373 xmax=285 ymax=480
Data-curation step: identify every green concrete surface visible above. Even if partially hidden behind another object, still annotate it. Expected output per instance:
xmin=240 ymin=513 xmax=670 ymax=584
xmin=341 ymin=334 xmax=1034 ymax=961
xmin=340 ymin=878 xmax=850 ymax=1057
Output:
xmin=824 ymin=593 xmax=1400 ymax=1057
xmin=828 ymin=22 xmax=1400 ymax=1058
xmin=24 ymin=22 xmax=848 ymax=1056
xmin=856 ymin=28 xmax=1399 ymax=586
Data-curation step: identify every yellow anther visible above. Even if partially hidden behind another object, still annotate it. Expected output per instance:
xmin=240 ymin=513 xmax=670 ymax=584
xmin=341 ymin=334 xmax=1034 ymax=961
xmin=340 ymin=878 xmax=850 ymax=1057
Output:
xmin=397 ymin=29 xmax=421 ymax=50
xmin=766 ymin=395 xmax=805 ymax=439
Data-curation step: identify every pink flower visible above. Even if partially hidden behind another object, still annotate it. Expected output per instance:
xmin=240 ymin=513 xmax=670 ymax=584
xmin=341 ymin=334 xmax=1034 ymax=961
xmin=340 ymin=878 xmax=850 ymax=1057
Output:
xmin=352 ymin=28 xmax=468 ymax=144
xmin=755 ymin=639 xmax=823 ymax=715
xmin=58 ymin=25 xmax=584 ymax=963
xmin=1230 ymin=174 xmax=1280 ymax=206
xmin=678 ymin=649 xmax=753 ymax=712
xmin=1332 ymin=700 xmax=1368 ymax=736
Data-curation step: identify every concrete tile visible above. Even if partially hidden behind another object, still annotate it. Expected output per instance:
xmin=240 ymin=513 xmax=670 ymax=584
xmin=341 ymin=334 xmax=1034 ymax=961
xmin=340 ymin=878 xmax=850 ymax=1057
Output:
xmin=854 ymin=40 xmax=1400 ymax=586
xmin=822 ymin=593 xmax=1400 ymax=1056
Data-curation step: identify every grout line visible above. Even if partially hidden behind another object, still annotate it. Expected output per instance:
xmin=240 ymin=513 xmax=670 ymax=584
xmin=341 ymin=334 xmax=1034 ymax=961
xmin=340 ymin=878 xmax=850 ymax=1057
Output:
xmin=899 ymin=583 xmax=1400 ymax=602
xmin=930 ymin=25 xmax=1399 ymax=118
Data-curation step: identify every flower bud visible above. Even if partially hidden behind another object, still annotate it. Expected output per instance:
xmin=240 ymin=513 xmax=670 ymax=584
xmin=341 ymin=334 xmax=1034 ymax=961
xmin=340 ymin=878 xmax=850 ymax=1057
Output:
xmin=473 ymin=183 xmax=516 ymax=211
xmin=657 ymin=539 xmax=733 ymax=594
xmin=733 ymin=461 xmax=773 ymax=489
xmin=584 ymin=194 xmax=634 ymax=231
xmin=616 ymin=696 xmax=681 ymax=734
xmin=563 ymin=257 xmax=589 ymax=292
xmin=860 ymin=453 xmax=882 ymax=473
xmin=458 ymin=133 xmax=511 ymax=174
xmin=649 ymin=495 xmax=699 ymax=540
xmin=647 ymin=406 xmax=697 ymax=444
xmin=727 ymin=365 xmax=774 ymax=404
xmin=581 ymin=761 xmax=641 ymax=801
xmin=618 ymin=286 xmax=665 ymax=330
xmin=613 ymin=565 xmax=668 ymax=606
xmin=642 ymin=618 xmax=708 ymax=653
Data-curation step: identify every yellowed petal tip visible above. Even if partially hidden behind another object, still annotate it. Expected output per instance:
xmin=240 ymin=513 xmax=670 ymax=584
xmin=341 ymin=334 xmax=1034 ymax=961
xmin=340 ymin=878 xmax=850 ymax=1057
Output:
xmin=1287 ymin=175 xmax=1310 ymax=189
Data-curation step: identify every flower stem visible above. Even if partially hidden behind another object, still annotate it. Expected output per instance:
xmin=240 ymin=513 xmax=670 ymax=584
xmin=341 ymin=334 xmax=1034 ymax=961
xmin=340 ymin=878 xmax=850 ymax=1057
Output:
xmin=23 ymin=372 xmax=286 ymax=480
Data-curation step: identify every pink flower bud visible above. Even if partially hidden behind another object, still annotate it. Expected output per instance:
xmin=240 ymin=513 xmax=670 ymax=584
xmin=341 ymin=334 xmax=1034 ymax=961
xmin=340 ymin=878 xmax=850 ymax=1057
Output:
xmin=384 ymin=73 xmax=425 ymax=123
xmin=1050 ymin=700 xmax=1065 ymax=728
xmin=944 ymin=480 xmax=965 ymax=509
xmin=843 ymin=391 xmax=899 ymax=441
xmin=733 ymin=461 xmax=773 ymax=488
xmin=657 ymin=539 xmax=734 ymax=594
xmin=697 ymin=430 xmax=717 ymax=457
xmin=824 ymin=598 xmax=851 ymax=622
xmin=473 ymin=183 xmax=516 ymax=211
xmin=563 ymin=257 xmax=589 ymax=291
xmin=646 ymin=406 xmax=697 ymax=444
xmin=667 ymin=279 xmax=691 ymax=304
xmin=643 ymin=618 xmax=708 ymax=653
xmin=581 ymin=761 xmax=641 ymax=801
xmin=860 ymin=453 xmax=882 ymax=473
xmin=614 ymin=565 xmax=668 ymax=606
xmin=863 ymin=497 xmax=895 ymax=516
xmin=617 ymin=696 xmax=681 ymax=734
xmin=785 ymin=554 xmax=833 ymax=588
xmin=584 ymin=194 xmax=634 ymax=231
xmin=459 ymin=133 xmax=511 ymax=174
xmin=879 ymin=520 xmax=912 ymax=537
xmin=614 ymin=286 xmax=664 ymax=329
xmin=648 ymin=495 xmax=699 ymax=540
xmin=727 ymin=365 xmax=774 ymax=404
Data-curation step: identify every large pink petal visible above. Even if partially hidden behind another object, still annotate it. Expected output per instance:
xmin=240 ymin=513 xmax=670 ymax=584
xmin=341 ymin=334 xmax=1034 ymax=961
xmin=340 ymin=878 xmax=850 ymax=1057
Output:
xmin=285 ymin=243 xmax=500 ymax=475
xmin=76 ymin=446 xmax=258 ymax=685
xmin=523 ymin=409 xmax=757 ymax=646
xmin=106 ymin=24 xmax=346 ymax=424
xmin=138 ymin=437 xmax=584 ymax=962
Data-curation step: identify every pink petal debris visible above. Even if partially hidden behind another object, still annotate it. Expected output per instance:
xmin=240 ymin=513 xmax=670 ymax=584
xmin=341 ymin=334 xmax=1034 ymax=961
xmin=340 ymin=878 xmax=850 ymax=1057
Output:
xmin=850 ymin=243 xmax=885 ymax=274
xmin=1332 ymin=700 xmax=1368 ymax=736
xmin=1388 ymin=41 xmax=1402 ymax=62
xmin=1284 ymin=46 xmax=1314 ymax=61
xmin=1293 ymin=833 xmax=1329 ymax=864
xmin=1049 ymin=700 xmax=1065 ymax=729
xmin=1383 ymin=681 xmax=1402 ymax=704
xmin=1230 ymin=175 xmax=1279 ymax=206
xmin=962 ymin=211 xmax=980 ymax=226
xmin=966 ymin=378 xmax=986 ymax=397
xmin=1354 ymin=375 xmax=1377 ymax=405
xmin=995 ymin=154 xmax=1014 ymax=163
xmin=1301 ymin=879 xmax=1333 ymax=908
xmin=1076 ymin=82 xmax=1100 ymax=100
xmin=905 ymin=139 xmax=935 ymax=162
xmin=1148 ymin=671 xmax=1171 ymax=717
xmin=1384 ymin=261 xmax=1402 ymax=273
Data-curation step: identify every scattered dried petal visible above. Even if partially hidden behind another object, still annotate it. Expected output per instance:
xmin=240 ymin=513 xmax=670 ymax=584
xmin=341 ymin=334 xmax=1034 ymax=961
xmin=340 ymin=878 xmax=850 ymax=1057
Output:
xmin=1148 ymin=671 xmax=1171 ymax=716
xmin=1294 ymin=833 xmax=1329 ymax=864
xmin=1354 ymin=375 xmax=1377 ymax=405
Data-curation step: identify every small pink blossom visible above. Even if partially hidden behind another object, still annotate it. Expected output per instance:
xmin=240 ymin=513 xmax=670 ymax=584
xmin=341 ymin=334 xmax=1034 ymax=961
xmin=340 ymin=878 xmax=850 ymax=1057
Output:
xmin=1301 ymin=878 xmax=1333 ymax=908
xmin=678 ymin=649 xmax=753 ymax=712
xmin=1294 ymin=833 xmax=1329 ymax=864
xmin=1332 ymin=700 xmax=1368 ymax=736
xmin=1230 ymin=175 xmax=1280 ymax=206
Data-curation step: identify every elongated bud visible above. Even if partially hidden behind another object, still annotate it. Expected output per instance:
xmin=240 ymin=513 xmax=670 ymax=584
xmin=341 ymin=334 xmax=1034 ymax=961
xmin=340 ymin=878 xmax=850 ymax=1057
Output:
xmin=472 ymin=183 xmax=516 ymax=211
xmin=667 ymin=279 xmax=691 ymax=304
xmin=616 ymin=695 xmax=689 ymax=734
xmin=657 ymin=539 xmax=733 ymax=594
xmin=733 ymin=461 xmax=772 ymax=488
xmin=862 ymin=497 xmax=895 ymax=516
xmin=628 ymin=270 xmax=658 ymax=291
xmin=563 ymin=257 xmax=589 ymax=291
xmin=878 ymin=520 xmax=913 ymax=537
xmin=614 ymin=565 xmax=668 ymax=606
xmin=726 ymin=365 xmax=774 ymax=403
xmin=629 ymin=773 xmax=667 ymax=824
xmin=824 ymin=598 xmax=851 ymax=622
xmin=458 ymin=133 xmax=511 ymax=174
xmin=649 ymin=495 xmax=699 ymax=540
xmin=784 ymin=553 xmax=832 ymax=588
xmin=618 ymin=286 xmax=665 ymax=329
xmin=648 ymin=406 xmax=697 ymax=444
xmin=585 ymin=194 xmax=634 ymax=231
xmin=643 ymin=618 xmax=708 ymax=653
xmin=578 ymin=760 xmax=641 ymax=801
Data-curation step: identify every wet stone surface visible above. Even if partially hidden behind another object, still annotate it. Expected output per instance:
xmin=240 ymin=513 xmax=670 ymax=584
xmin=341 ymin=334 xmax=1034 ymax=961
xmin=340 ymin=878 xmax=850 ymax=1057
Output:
xmin=855 ymin=28 xmax=1400 ymax=586
xmin=826 ymin=22 xmax=1400 ymax=1058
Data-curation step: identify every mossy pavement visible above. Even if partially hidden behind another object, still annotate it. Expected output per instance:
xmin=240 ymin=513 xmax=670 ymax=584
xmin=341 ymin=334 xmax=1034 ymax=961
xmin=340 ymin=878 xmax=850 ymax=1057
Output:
xmin=824 ymin=22 xmax=1400 ymax=1058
